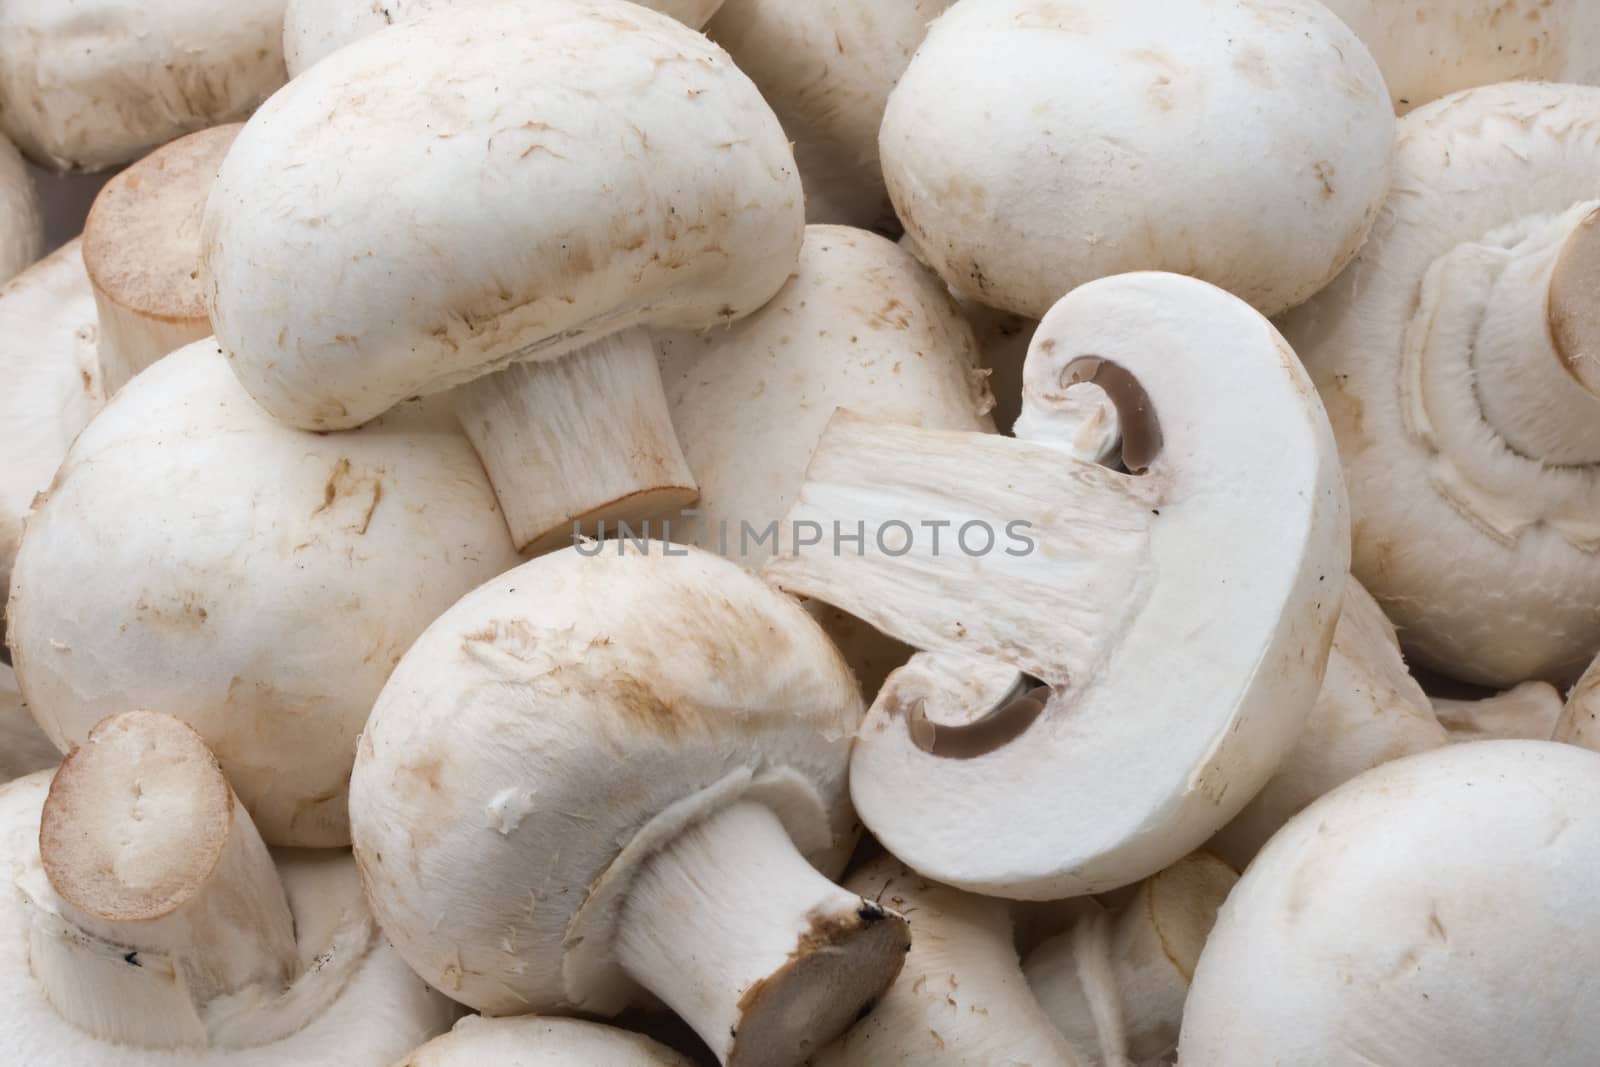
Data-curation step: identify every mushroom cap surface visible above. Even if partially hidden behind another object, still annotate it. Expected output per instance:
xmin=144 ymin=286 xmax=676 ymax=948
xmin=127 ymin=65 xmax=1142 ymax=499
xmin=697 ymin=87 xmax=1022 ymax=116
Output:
xmin=6 ymin=341 xmax=520 ymax=847
xmin=206 ymin=0 xmax=803 ymax=431
xmin=0 ymin=134 xmax=41 ymax=282
xmin=349 ymin=544 xmax=862 ymax=1016
xmin=881 ymin=0 xmax=1395 ymax=320
xmin=398 ymin=1015 xmax=696 ymax=1066
xmin=1181 ymin=740 xmax=1600 ymax=1065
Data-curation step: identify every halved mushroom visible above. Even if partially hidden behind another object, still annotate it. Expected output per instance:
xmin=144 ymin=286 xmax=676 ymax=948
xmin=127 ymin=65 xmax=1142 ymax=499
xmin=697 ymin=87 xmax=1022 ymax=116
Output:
xmin=881 ymin=0 xmax=1395 ymax=321
xmin=397 ymin=1016 xmax=695 ymax=1066
xmin=0 ymin=665 xmax=56 ymax=781
xmin=1181 ymin=741 xmax=1600 ymax=1065
xmin=0 ymin=1 xmax=287 ymax=172
xmin=0 ymin=710 xmax=456 ymax=1061
xmin=205 ymin=0 xmax=803 ymax=554
xmin=7 ymin=341 xmax=521 ymax=846
xmin=350 ymin=545 xmax=907 ymax=1067
xmin=1279 ymin=81 xmax=1600 ymax=686
xmin=283 ymin=0 xmax=728 ymax=76
xmin=764 ymin=272 xmax=1349 ymax=898
xmin=660 ymin=224 xmax=994 ymax=694
xmin=84 ymin=124 xmax=240 ymax=392
xmin=707 ymin=0 xmax=954 ymax=230
xmin=0 ymin=133 xmax=41 ymax=283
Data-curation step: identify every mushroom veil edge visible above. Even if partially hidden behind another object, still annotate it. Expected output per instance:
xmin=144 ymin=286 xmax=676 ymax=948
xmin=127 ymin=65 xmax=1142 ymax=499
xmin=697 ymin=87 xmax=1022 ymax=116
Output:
xmin=765 ymin=272 xmax=1351 ymax=898
xmin=349 ymin=544 xmax=908 ymax=1067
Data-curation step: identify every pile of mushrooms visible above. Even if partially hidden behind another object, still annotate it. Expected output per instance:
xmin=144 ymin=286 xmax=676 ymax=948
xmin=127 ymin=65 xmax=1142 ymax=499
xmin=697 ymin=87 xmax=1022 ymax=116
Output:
xmin=6 ymin=0 xmax=1600 ymax=1062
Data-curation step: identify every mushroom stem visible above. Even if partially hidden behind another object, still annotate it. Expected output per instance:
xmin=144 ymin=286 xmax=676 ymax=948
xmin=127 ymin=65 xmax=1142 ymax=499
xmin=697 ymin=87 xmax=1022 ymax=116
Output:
xmin=1462 ymin=202 xmax=1600 ymax=464
xmin=614 ymin=800 xmax=909 ymax=1067
xmin=455 ymin=327 xmax=700 ymax=554
xmin=23 ymin=710 xmax=297 ymax=1048
xmin=90 ymin=293 xmax=204 ymax=393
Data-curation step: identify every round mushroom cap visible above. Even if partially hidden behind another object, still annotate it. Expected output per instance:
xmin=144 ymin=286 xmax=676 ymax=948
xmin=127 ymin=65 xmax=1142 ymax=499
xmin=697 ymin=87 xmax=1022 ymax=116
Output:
xmin=0 ymin=0 xmax=287 ymax=173
xmin=207 ymin=0 xmax=803 ymax=431
xmin=349 ymin=544 xmax=862 ymax=1016
xmin=284 ymin=0 xmax=728 ymax=76
xmin=398 ymin=1015 xmax=696 ymax=1066
xmin=1181 ymin=741 xmax=1600 ymax=1065
xmin=881 ymin=0 xmax=1395 ymax=320
xmin=0 ymin=666 xmax=57 ymax=781
xmin=1279 ymin=81 xmax=1600 ymax=685
xmin=6 ymin=341 xmax=520 ymax=847
xmin=0 ymin=134 xmax=41 ymax=283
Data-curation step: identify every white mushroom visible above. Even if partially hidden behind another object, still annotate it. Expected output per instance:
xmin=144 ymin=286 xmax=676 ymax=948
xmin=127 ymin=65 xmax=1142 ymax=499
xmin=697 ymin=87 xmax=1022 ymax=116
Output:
xmin=0 ymin=710 xmax=456 ymax=1061
xmin=1279 ymin=81 xmax=1600 ymax=685
xmin=397 ymin=1016 xmax=695 ymax=1066
xmin=7 ymin=341 xmax=521 ymax=846
xmin=0 ymin=134 xmax=42 ymax=282
xmin=1555 ymin=655 xmax=1600 ymax=753
xmin=83 ymin=123 xmax=239 ymax=393
xmin=283 ymin=0 xmax=728 ymax=76
xmin=205 ymin=0 xmax=803 ymax=554
xmin=1320 ymin=0 xmax=1600 ymax=114
xmin=0 ymin=1 xmax=288 ymax=172
xmin=880 ymin=0 xmax=1395 ymax=321
xmin=706 ymin=0 xmax=955 ymax=230
xmin=0 ymin=665 xmax=56 ymax=781
xmin=1432 ymin=680 xmax=1564 ymax=742
xmin=765 ymin=272 xmax=1349 ymax=897
xmin=1024 ymin=853 xmax=1238 ymax=1067
xmin=350 ymin=545 xmax=907 ymax=1067
xmin=1180 ymin=741 xmax=1600 ymax=1064
xmin=660 ymin=224 xmax=994 ymax=694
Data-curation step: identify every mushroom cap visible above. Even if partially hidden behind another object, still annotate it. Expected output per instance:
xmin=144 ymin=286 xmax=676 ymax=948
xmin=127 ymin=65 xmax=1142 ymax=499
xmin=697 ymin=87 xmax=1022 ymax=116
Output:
xmin=0 ymin=666 xmax=57 ymax=781
xmin=0 ymin=770 xmax=457 ymax=1062
xmin=0 ymin=0 xmax=287 ymax=172
xmin=1180 ymin=741 xmax=1600 ymax=1065
xmin=206 ymin=0 xmax=803 ymax=431
xmin=0 ymin=238 xmax=104 ymax=639
xmin=398 ymin=1015 xmax=695 ymax=1066
xmin=6 ymin=341 xmax=520 ymax=847
xmin=0 ymin=134 xmax=41 ymax=282
xmin=881 ymin=0 xmax=1394 ymax=320
xmin=1279 ymin=81 xmax=1600 ymax=685
xmin=349 ymin=544 xmax=862 ymax=1016
xmin=283 ymin=0 xmax=728 ymax=76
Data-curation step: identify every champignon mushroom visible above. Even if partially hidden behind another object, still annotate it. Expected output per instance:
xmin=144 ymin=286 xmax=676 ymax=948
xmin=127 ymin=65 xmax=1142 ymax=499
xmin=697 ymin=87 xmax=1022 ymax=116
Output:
xmin=0 ymin=710 xmax=457 ymax=1061
xmin=1433 ymin=680 xmax=1564 ymax=742
xmin=283 ymin=0 xmax=728 ymax=76
xmin=1024 ymin=853 xmax=1238 ymax=1067
xmin=1279 ymin=81 xmax=1600 ymax=686
xmin=84 ymin=123 xmax=239 ymax=392
xmin=0 ymin=665 xmax=56 ymax=781
xmin=813 ymin=853 xmax=1081 ymax=1066
xmin=397 ymin=1016 xmax=696 ymax=1066
xmin=7 ymin=340 xmax=521 ymax=846
xmin=659 ymin=224 xmax=994 ymax=694
xmin=880 ymin=0 xmax=1394 ymax=321
xmin=1319 ymin=0 xmax=1600 ymax=114
xmin=764 ymin=272 xmax=1349 ymax=897
xmin=0 ymin=134 xmax=41 ymax=283
xmin=204 ymin=0 xmax=803 ymax=554
xmin=706 ymin=0 xmax=954 ymax=230
xmin=1180 ymin=741 xmax=1600 ymax=1065
xmin=1555 ymin=655 xmax=1600 ymax=753
xmin=0 ymin=1 xmax=287 ymax=173
xmin=349 ymin=544 xmax=908 ymax=1067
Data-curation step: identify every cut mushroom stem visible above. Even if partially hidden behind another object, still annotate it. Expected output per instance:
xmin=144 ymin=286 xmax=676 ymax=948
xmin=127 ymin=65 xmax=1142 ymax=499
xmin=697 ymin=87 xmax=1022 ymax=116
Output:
xmin=24 ymin=710 xmax=297 ymax=1048
xmin=615 ymin=800 xmax=909 ymax=1066
xmin=455 ymin=326 xmax=699 ymax=554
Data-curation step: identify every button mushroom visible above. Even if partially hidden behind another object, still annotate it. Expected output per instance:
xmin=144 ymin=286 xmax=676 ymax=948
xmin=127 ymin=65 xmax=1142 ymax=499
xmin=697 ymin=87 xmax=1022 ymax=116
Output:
xmin=0 ymin=133 xmax=41 ymax=283
xmin=204 ymin=0 xmax=804 ymax=554
xmin=706 ymin=0 xmax=955 ymax=230
xmin=660 ymin=224 xmax=994 ymax=694
xmin=349 ymin=544 xmax=908 ymax=1067
xmin=397 ymin=1016 xmax=696 ymax=1066
xmin=1180 ymin=741 xmax=1600 ymax=1065
xmin=880 ymin=0 xmax=1395 ymax=321
xmin=0 ymin=1 xmax=288 ymax=172
xmin=1279 ymin=81 xmax=1600 ymax=686
xmin=84 ymin=123 xmax=240 ymax=393
xmin=0 ymin=665 xmax=56 ymax=781
xmin=765 ymin=272 xmax=1349 ymax=897
xmin=7 ymin=340 xmax=521 ymax=846
xmin=283 ymin=0 xmax=729 ymax=76
xmin=1 ymin=710 xmax=456 ymax=1061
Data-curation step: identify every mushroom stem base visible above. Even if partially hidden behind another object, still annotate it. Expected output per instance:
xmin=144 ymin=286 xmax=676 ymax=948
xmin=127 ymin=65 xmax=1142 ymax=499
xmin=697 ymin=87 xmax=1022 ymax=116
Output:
xmin=90 ymin=289 xmax=208 ymax=395
xmin=615 ymin=800 xmax=909 ymax=1067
